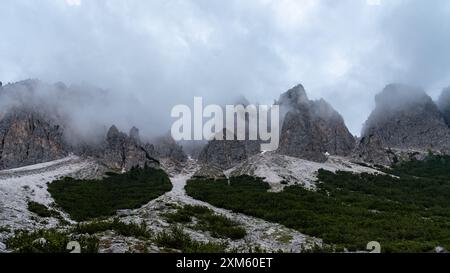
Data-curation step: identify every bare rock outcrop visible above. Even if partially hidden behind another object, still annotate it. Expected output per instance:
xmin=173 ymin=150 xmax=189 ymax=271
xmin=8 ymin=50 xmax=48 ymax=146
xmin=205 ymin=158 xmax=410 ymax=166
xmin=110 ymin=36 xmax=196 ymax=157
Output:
xmin=197 ymin=96 xmax=261 ymax=170
xmin=75 ymin=125 xmax=159 ymax=171
xmin=438 ymin=87 xmax=450 ymax=127
xmin=198 ymin=129 xmax=261 ymax=170
xmin=277 ymin=84 xmax=355 ymax=162
xmin=355 ymin=84 xmax=450 ymax=165
xmin=0 ymin=109 xmax=68 ymax=169
xmin=147 ymin=132 xmax=188 ymax=163
xmin=99 ymin=125 xmax=159 ymax=170
xmin=197 ymin=84 xmax=355 ymax=169
xmin=192 ymin=164 xmax=226 ymax=180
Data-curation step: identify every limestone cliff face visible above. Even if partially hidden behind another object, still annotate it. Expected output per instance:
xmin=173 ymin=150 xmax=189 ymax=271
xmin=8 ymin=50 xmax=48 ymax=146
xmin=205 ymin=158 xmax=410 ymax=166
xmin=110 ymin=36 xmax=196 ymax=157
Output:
xmin=0 ymin=80 xmax=164 ymax=171
xmin=198 ymin=129 xmax=260 ymax=170
xmin=0 ymin=109 xmax=68 ymax=169
xmin=148 ymin=133 xmax=188 ymax=163
xmin=355 ymin=84 xmax=450 ymax=165
xmin=52 ymin=125 xmax=161 ymax=171
xmin=97 ymin=126 xmax=159 ymax=170
xmin=197 ymin=84 xmax=355 ymax=168
xmin=197 ymin=95 xmax=261 ymax=170
xmin=438 ymin=87 xmax=450 ymax=127
xmin=277 ymin=84 xmax=355 ymax=162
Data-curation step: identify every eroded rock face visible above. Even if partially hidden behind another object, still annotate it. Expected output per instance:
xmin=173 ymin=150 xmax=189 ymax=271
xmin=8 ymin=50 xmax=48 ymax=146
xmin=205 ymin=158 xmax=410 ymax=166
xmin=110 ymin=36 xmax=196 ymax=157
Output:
xmin=149 ymin=133 xmax=188 ymax=163
xmin=355 ymin=84 xmax=450 ymax=165
xmin=0 ymin=109 xmax=68 ymax=169
xmin=198 ymin=129 xmax=261 ymax=170
xmin=354 ymin=132 xmax=395 ymax=165
xmin=277 ymin=84 xmax=355 ymax=162
xmin=76 ymin=125 xmax=159 ymax=171
xmin=438 ymin=87 xmax=450 ymax=127
xmin=197 ymin=84 xmax=355 ymax=168
xmin=99 ymin=125 xmax=159 ymax=170
xmin=0 ymin=80 xmax=181 ymax=171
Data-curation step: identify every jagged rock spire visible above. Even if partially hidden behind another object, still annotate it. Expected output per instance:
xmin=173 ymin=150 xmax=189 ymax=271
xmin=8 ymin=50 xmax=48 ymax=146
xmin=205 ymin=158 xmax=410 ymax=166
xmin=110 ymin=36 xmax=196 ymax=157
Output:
xmin=129 ymin=126 xmax=141 ymax=144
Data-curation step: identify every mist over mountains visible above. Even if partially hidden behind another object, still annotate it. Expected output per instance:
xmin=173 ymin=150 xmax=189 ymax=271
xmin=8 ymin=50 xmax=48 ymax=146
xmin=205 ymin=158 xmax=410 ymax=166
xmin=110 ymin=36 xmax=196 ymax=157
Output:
xmin=2 ymin=1 xmax=450 ymax=136
xmin=1 ymin=1 xmax=450 ymax=173
xmin=2 ymin=78 xmax=450 ymax=170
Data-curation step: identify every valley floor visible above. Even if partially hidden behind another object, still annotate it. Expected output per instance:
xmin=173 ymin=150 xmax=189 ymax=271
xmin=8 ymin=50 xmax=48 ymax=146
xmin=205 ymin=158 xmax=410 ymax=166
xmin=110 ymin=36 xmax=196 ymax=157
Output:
xmin=0 ymin=157 xmax=321 ymax=253
xmin=110 ymin=159 xmax=320 ymax=253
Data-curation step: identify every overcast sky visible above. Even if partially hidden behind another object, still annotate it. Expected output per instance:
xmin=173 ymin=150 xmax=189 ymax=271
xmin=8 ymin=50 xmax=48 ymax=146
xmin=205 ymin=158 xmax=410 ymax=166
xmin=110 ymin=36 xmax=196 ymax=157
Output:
xmin=1 ymin=0 xmax=450 ymax=136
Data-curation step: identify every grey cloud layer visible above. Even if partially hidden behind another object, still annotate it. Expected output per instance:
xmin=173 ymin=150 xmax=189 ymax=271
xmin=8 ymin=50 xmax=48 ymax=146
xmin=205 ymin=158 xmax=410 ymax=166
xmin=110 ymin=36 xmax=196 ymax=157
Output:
xmin=1 ymin=0 xmax=449 ymax=136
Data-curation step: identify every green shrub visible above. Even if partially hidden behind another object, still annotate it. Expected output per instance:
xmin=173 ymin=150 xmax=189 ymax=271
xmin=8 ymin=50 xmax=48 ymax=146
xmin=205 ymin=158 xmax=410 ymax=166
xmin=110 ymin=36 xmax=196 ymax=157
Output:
xmin=75 ymin=218 xmax=151 ymax=239
xmin=27 ymin=201 xmax=53 ymax=218
xmin=0 ymin=226 xmax=11 ymax=233
xmin=6 ymin=229 xmax=98 ymax=253
xmin=163 ymin=205 xmax=247 ymax=240
xmin=48 ymin=166 xmax=172 ymax=221
xmin=154 ymin=226 xmax=227 ymax=253
xmin=185 ymin=155 xmax=450 ymax=252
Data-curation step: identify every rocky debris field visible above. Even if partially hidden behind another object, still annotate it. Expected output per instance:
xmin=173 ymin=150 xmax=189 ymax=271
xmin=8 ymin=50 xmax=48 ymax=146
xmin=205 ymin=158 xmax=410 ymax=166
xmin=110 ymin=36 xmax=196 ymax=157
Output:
xmin=227 ymin=152 xmax=382 ymax=192
xmin=0 ymin=156 xmax=102 ymax=252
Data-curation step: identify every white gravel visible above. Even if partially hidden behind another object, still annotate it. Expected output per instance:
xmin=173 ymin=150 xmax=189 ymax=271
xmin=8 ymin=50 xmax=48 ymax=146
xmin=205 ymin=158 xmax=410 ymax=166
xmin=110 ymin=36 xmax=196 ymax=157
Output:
xmin=228 ymin=152 xmax=382 ymax=191
xmin=0 ymin=156 xmax=97 ymax=238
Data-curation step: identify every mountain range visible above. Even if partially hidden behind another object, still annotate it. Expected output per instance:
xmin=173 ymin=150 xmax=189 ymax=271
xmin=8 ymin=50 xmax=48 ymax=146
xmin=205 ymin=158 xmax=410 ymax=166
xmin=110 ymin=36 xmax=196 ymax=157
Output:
xmin=1 ymin=79 xmax=450 ymax=171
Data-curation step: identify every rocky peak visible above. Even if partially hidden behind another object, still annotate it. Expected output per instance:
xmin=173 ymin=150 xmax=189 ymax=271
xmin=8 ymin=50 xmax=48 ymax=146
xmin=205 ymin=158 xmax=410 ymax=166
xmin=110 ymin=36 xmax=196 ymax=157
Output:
xmin=198 ymin=129 xmax=260 ymax=170
xmin=99 ymin=125 xmax=159 ymax=170
xmin=149 ymin=132 xmax=188 ymax=163
xmin=129 ymin=126 xmax=141 ymax=144
xmin=106 ymin=125 xmax=125 ymax=141
xmin=438 ymin=87 xmax=450 ymax=127
xmin=312 ymin=98 xmax=342 ymax=121
xmin=368 ymin=84 xmax=436 ymax=126
xmin=356 ymin=84 xmax=450 ymax=165
xmin=277 ymin=84 xmax=309 ymax=107
xmin=374 ymin=84 xmax=430 ymax=111
xmin=197 ymin=84 xmax=355 ymax=167
xmin=277 ymin=84 xmax=355 ymax=162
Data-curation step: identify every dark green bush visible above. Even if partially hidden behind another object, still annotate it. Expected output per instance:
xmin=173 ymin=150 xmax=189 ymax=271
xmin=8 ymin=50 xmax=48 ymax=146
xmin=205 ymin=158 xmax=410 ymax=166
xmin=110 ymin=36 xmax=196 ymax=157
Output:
xmin=154 ymin=226 xmax=227 ymax=253
xmin=186 ymin=155 xmax=450 ymax=252
xmin=163 ymin=205 xmax=247 ymax=240
xmin=75 ymin=218 xmax=151 ymax=239
xmin=48 ymin=166 xmax=172 ymax=221
xmin=27 ymin=201 xmax=53 ymax=218
xmin=6 ymin=229 xmax=98 ymax=253
xmin=0 ymin=226 xmax=11 ymax=233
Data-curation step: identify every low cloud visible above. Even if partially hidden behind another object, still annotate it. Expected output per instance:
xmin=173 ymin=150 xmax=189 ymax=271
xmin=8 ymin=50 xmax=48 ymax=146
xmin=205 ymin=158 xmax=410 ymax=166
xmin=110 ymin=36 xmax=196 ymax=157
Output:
xmin=1 ymin=0 xmax=449 ymax=136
